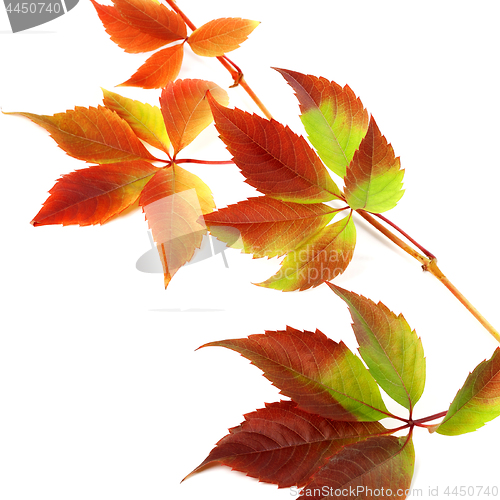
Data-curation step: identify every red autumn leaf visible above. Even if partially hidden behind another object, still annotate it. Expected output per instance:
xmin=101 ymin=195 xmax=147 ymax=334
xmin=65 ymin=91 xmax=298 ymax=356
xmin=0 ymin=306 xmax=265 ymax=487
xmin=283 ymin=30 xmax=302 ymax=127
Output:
xmin=139 ymin=164 xmax=215 ymax=288
xmin=90 ymin=0 xmax=168 ymax=54
xmin=204 ymin=196 xmax=340 ymax=258
xmin=188 ymin=17 xmax=260 ymax=57
xmin=118 ymin=44 xmax=184 ymax=89
xmin=207 ymin=93 xmax=340 ymax=204
xmin=31 ymin=161 xmax=158 ymax=226
xmin=160 ymin=79 xmax=229 ymax=155
xmin=202 ymin=327 xmax=388 ymax=421
xmin=301 ymin=435 xmax=415 ymax=499
xmin=113 ymin=0 xmax=187 ymax=42
xmin=189 ymin=401 xmax=385 ymax=488
xmin=8 ymin=106 xmax=157 ymax=164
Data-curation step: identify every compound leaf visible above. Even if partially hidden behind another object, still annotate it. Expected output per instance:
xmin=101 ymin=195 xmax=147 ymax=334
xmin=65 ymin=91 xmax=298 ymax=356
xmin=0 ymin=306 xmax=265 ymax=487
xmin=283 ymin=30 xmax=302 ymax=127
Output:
xmin=344 ymin=116 xmax=404 ymax=213
xmin=434 ymin=348 xmax=500 ymax=436
xmin=102 ymin=88 xmax=170 ymax=153
xmin=8 ymin=107 xmax=157 ymax=164
xmin=160 ymin=80 xmax=229 ymax=155
xmin=301 ymin=435 xmax=415 ymax=499
xmin=207 ymin=93 xmax=340 ymax=204
xmin=328 ymin=284 xmax=426 ymax=411
xmin=139 ymin=164 xmax=215 ymax=288
xmin=118 ymin=44 xmax=184 ymax=89
xmin=257 ymin=214 xmax=356 ymax=291
xmin=275 ymin=68 xmax=369 ymax=178
xmin=202 ymin=327 xmax=388 ymax=421
xmin=31 ymin=161 xmax=158 ymax=226
xmin=188 ymin=17 xmax=260 ymax=57
xmin=188 ymin=400 xmax=385 ymax=488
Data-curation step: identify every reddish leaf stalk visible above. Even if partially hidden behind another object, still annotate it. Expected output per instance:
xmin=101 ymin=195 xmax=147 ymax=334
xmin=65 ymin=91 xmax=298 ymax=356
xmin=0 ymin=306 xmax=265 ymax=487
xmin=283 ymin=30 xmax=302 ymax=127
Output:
xmin=356 ymin=210 xmax=500 ymax=344
xmin=174 ymin=159 xmax=235 ymax=165
xmin=162 ymin=0 xmax=273 ymax=119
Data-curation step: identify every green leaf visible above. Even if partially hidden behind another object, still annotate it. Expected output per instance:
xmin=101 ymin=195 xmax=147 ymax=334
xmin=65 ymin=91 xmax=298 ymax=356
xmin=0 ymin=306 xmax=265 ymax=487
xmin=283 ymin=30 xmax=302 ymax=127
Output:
xmin=328 ymin=284 xmax=426 ymax=411
xmin=435 ymin=348 xmax=500 ymax=436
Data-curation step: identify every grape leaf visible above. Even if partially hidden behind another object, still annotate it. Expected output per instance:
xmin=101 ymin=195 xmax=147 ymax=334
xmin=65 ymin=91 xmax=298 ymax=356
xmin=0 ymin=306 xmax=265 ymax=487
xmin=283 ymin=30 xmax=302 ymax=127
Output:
xmin=275 ymin=68 xmax=369 ymax=178
xmin=90 ymin=0 xmax=168 ymax=54
xmin=188 ymin=18 xmax=260 ymax=57
xmin=7 ymin=106 xmax=157 ymax=164
xmin=202 ymin=327 xmax=389 ymax=421
xmin=160 ymin=80 xmax=229 ymax=155
xmin=118 ymin=44 xmax=184 ymax=89
xmin=204 ymin=197 xmax=340 ymax=258
xmin=344 ymin=116 xmax=405 ymax=213
xmin=301 ymin=435 xmax=415 ymax=499
xmin=328 ymin=284 xmax=426 ymax=411
xmin=207 ymin=93 xmax=341 ymax=203
xmin=102 ymin=88 xmax=170 ymax=153
xmin=139 ymin=164 xmax=215 ymax=288
xmin=434 ymin=348 xmax=500 ymax=436
xmin=257 ymin=214 xmax=356 ymax=291
xmin=113 ymin=0 xmax=186 ymax=41
xmin=31 ymin=161 xmax=158 ymax=226
xmin=189 ymin=400 xmax=385 ymax=488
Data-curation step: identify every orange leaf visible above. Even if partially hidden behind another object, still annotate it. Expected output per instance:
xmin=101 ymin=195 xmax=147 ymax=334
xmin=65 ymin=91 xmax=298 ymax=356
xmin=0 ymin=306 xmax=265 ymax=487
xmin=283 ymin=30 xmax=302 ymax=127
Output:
xmin=8 ymin=107 xmax=157 ymax=164
xmin=139 ymin=164 xmax=215 ymax=288
xmin=90 ymin=0 xmax=168 ymax=54
xmin=118 ymin=44 xmax=184 ymax=89
xmin=32 ymin=161 xmax=158 ymax=226
xmin=113 ymin=0 xmax=187 ymax=42
xmin=160 ymin=79 xmax=229 ymax=155
xmin=188 ymin=17 xmax=260 ymax=57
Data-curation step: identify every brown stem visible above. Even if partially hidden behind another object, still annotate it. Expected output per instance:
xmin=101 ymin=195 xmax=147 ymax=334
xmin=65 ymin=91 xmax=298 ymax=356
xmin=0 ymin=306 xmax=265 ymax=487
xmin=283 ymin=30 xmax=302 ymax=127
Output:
xmin=175 ymin=159 xmax=234 ymax=165
xmin=411 ymin=411 xmax=448 ymax=427
xmin=356 ymin=210 xmax=500 ymax=344
xmin=163 ymin=0 xmax=273 ymax=120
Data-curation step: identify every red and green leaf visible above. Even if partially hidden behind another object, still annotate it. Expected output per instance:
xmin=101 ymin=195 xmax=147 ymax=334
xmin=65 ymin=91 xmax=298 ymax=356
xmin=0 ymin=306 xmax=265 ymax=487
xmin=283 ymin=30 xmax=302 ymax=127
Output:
xmin=90 ymin=0 xmax=168 ymax=54
xmin=202 ymin=327 xmax=389 ymax=421
xmin=31 ymin=161 xmax=158 ymax=226
xmin=344 ymin=116 xmax=404 ymax=213
xmin=8 ymin=106 xmax=157 ymax=164
xmin=102 ymin=88 xmax=170 ymax=153
xmin=276 ymin=68 xmax=369 ymax=179
xmin=207 ymin=94 xmax=340 ymax=203
xmin=188 ymin=18 xmax=260 ymax=57
xmin=328 ymin=284 xmax=426 ymax=411
xmin=160 ymin=80 xmax=229 ymax=155
xmin=139 ymin=164 xmax=215 ymax=288
xmin=118 ymin=44 xmax=184 ymax=89
xmin=434 ymin=348 xmax=500 ymax=436
xmin=301 ymin=435 xmax=415 ymax=499
xmin=257 ymin=214 xmax=356 ymax=291
xmin=189 ymin=400 xmax=385 ymax=488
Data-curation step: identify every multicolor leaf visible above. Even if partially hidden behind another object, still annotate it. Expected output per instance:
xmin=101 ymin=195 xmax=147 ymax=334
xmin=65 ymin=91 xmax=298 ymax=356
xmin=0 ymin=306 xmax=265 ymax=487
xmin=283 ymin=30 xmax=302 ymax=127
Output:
xmin=189 ymin=400 xmax=385 ymax=488
xmin=275 ymin=68 xmax=369 ymax=178
xmin=344 ymin=116 xmax=404 ymax=213
xmin=202 ymin=327 xmax=389 ymax=421
xmin=160 ymin=80 xmax=229 ymax=155
xmin=188 ymin=17 xmax=260 ymax=57
xmin=207 ymin=93 xmax=341 ymax=203
xmin=257 ymin=214 xmax=356 ymax=291
xmin=204 ymin=197 xmax=339 ymax=258
xmin=8 ymin=107 xmax=157 ymax=164
xmin=328 ymin=284 xmax=426 ymax=411
xmin=31 ymin=161 xmax=158 ymax=226
xmin=301 ymin=435 xmax=415 ymax=499
xmin=102 ymin=88 xmax=170 ymax=153
xmin=139 ymin=164 xmax=215 ymax=288
xmin=118 ymin=44 xmax=184 ymax=89
xmin=434 ymin=348 xmax=500 ymax=436
xmin=113 ymin=0 xmax=187 ymax=42
xmin=90 ymin=0 xmax=168 ymax=54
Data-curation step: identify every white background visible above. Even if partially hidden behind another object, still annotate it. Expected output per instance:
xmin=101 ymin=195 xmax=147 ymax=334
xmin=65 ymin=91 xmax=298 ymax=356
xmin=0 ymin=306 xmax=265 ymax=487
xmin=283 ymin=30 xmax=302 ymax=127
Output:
xmin=1 ymin=1 xmax=500 ymax=499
